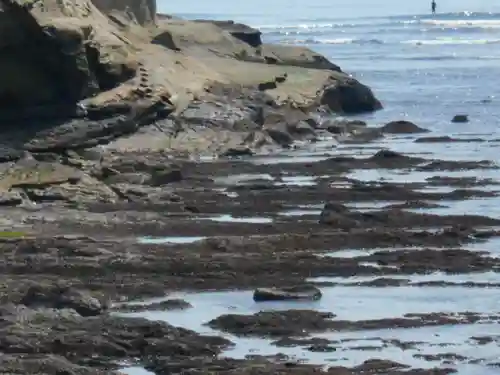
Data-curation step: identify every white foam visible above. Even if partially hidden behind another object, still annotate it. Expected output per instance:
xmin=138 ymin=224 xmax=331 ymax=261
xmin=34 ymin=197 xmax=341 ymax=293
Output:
xmin=421 ymin=19 xmax=500 ymax=29
xmin=255 ymin=22 xmax=346 ymax=30
xmin=402 ymin=38 xmax=500 ymax=45
xmin=283 ymin=37 xmax=384 ymax=45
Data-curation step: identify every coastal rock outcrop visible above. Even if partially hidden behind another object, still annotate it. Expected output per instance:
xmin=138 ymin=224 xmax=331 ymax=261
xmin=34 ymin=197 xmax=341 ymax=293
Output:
xmin=0 ymin=0 xmax=382 ymax=162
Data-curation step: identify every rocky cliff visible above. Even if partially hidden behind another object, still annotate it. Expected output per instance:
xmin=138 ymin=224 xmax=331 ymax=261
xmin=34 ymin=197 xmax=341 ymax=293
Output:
xmin=92 ymin=0 xmax=157 ymax=25
xmin=0 ymin=0 xmax=381 ymax=158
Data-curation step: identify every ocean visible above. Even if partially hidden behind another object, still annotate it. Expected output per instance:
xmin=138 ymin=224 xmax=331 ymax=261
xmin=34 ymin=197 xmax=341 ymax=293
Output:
xmin=158 ymin=0 xmax=500 ymax=148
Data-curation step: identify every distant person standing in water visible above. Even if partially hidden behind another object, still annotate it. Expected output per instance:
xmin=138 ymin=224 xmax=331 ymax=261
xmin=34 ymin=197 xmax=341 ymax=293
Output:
xmin=431 ymin=0 xmax=436 ymax=14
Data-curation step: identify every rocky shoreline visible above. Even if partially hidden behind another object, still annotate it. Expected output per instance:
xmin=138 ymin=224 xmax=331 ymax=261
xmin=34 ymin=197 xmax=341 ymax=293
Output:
xmin=0 ymin=0 xmax=499 ymax=374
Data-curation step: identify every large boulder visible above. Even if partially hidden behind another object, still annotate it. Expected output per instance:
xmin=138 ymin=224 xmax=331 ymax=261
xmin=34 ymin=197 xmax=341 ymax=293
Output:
xmin=452 ymin=114 xmax=469 ymax=123
xmin=320 ymin=75 xmax=382 ymax=114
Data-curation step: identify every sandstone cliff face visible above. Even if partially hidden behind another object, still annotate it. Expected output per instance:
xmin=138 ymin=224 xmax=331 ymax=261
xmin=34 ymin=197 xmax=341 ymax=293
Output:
xmin=0 ymin=0 xmax=381 ymax=160
xmin=0 ymin=0 xmax=137 ymax=111
xmin=91 ymin=0 xmax=157 ymax=26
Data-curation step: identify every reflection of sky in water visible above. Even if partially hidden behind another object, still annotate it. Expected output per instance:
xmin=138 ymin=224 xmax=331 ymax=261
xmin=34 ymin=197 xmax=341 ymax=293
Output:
xmin=348 ymin=168 xmax=500 ymax=183
xmin=310 ymin=271 xmax=500 ymax=284
xmin=137 ymin=236 xmax=207 ymax=244
xmin=116 ymin=285 xmax=500 ymax=372
xmin=119 ymin=367 xmax=154 ymax=375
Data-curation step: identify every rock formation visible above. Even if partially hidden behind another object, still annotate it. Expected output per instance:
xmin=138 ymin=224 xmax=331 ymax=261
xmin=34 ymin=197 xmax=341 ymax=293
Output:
xmin=0 ymin=0 xmax=381 ymax=162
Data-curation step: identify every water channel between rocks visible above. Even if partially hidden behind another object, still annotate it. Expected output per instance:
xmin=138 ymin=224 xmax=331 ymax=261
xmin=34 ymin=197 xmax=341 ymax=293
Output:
xmin=124 ymin=138 xmax=500 ymax=375
xmin=116 ymin=285 xmax=500 ymax=374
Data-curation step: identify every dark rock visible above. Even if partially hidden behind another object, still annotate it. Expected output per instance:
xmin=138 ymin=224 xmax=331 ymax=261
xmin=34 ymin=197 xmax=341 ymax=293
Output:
xmin=220 ymin=146 xmax=255 ymax=157
xmin=233 ymin=118 xmax=261 ymax=132
xmin=381 ymin=120 xmax=429 ymax=134
xmin=207 ymin=310 xmax=336 ymax=337
xmin=415 ymin=136 xmax=484 ymax=143
xmin=150 ymin=168 xmax=183 ymax=186
xmin=325 ymin=125 xmax=344 ymax=134
xmin=253 ymin=285 xmax=322 ymax=302
xmin=452 ymin=114 xmax=469 ymax=123
xmin=387 ymin=200 xmax=446 ymax=209
xmin=275 ymin=75 xmax=287 ymax=83
xmin=0 ymin=353 xmax=106 ymax=375
xmin=113 ymin=299 xmax=192 ymax=313
xmin=258 ymin=81 xmax=278 ymax=91
xmin=417 ymin=159 xmax=497 ymax=171
xmin=19 ymin=284 xmax=106 ymax=317
xmin=0 ymin=147 xmax=25 ymax=163
xmin=152 ymin=30 xmax=181 ymax=51
xmin=0 ymin=191 xmax=24 ymax=206
xmin=319 ymin=200 xmax=500 ymax=229
xmin=354 ymin=359 xmax=410 ymax=372
xmin=308 ymin=344 xmax=336 ymax=352
xmin=264 ymin=124 xmax=294 ymax=147
xmin=371 ymin=149 xmax=406 ymax=159
xmin=272 ymin=337 xmax=332 ymax=348
xmin=415 ymin=136 xmax=454 ymax=143
xmin=320 ymin=78 xmax=382 ymax=114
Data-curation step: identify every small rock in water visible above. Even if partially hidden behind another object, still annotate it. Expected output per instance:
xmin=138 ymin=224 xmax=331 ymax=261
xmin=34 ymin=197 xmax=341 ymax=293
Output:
xmin=220 ymin=146 xmax=254 ymax=158
xmin=451 ymin=114 xmax=469 ymax=123
xmin=380 ymin=120 xmax=429 ymax=134
xmin=308 ymin=344 xmax=337 ymax=352
xmin=253 ymin=285 xmax=322 ymax=302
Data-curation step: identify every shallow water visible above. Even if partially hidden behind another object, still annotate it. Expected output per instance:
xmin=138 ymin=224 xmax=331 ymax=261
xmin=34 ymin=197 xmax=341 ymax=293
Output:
xmin=119 ymin=367 xmax=154 ymax=375
xmin=119 ymin=286 xmax=500 ymax=371
xmin=348 ymin=168 xmax=500 ymax=184
xmin=310 ymin=271 xmax=500 ymax=284
xmin=199 ymin=214 xmax=274 ymax=224
xmin=137 ymin=236 xmax=207 ymax=244
xmin=278 ymin=209 xmax=323 ymax=217
xmin=277 ymin=176 xmax=318 ymax=186
xmin=214 ymin=173 xmax=274 ymax=185
xmin=124 ymin=286 xmax=500 ymax=322
xmin=406 ymin=196 xmax=500 ymax=218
